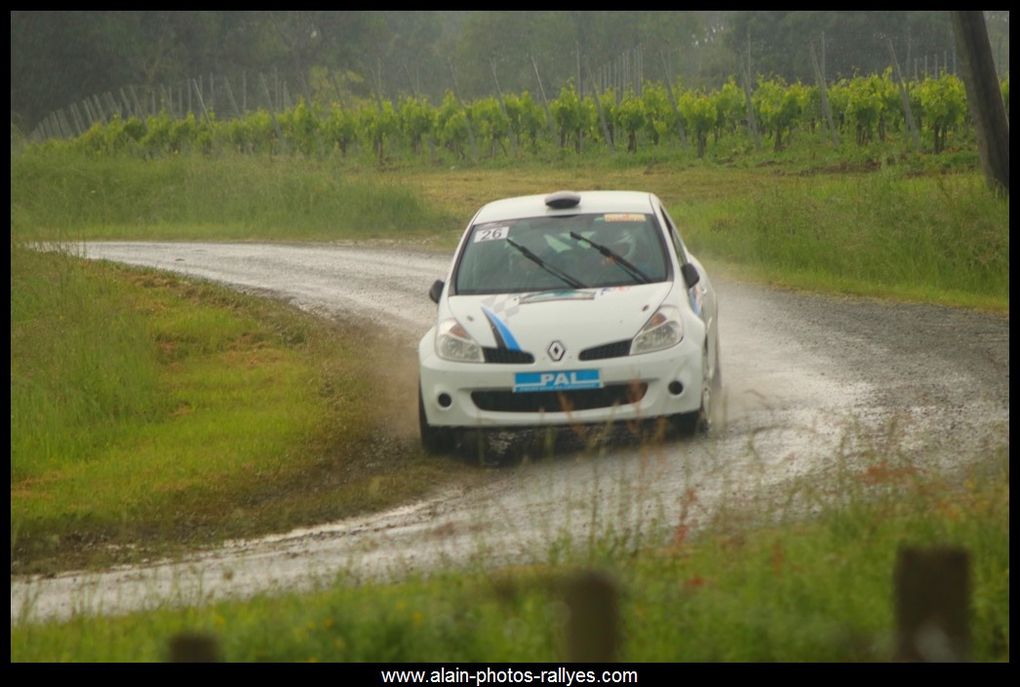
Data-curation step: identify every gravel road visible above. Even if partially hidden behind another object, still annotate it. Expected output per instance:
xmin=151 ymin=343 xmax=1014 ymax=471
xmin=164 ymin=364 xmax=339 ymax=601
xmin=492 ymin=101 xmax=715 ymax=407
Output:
xmin=11 ymin=242 xmax=1009 ymax=624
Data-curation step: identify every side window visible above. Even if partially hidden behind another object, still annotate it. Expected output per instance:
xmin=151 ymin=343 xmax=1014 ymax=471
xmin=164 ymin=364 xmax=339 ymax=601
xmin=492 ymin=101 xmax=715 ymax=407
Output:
xmin=659 ymin=203 xmax=704 ymax=315
xmin=657 ymin=203 xmax=688 ymax=264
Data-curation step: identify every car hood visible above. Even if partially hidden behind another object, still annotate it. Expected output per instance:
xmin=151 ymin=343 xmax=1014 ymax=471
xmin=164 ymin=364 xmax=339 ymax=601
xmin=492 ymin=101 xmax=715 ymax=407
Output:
xmin=447 ymin=283 xmax=673 ymax=362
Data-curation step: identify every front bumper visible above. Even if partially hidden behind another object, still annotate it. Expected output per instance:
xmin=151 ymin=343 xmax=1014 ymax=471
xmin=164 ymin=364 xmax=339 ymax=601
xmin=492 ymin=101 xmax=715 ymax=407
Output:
xmin=418 ymin=329 xmax=704 ymax=429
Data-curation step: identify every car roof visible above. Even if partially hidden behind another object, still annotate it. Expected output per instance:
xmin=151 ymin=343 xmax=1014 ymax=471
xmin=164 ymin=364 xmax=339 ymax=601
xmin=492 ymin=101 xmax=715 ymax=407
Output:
xmin=473 ymin=190 xmax=658 ymax=224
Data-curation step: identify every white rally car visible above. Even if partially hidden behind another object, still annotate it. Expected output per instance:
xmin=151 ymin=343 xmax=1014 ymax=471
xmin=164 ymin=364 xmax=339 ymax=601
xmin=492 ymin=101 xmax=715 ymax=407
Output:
xmin=418 ymin=190 xmax=720 ymax=453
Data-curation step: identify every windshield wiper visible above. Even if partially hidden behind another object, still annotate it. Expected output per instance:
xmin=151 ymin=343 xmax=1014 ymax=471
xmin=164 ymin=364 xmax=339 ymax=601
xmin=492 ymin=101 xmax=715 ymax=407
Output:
xmin=505 ymin=238 xmax=588 ymax=289
xmin=569 ymin=232 xmax=652 ymax=284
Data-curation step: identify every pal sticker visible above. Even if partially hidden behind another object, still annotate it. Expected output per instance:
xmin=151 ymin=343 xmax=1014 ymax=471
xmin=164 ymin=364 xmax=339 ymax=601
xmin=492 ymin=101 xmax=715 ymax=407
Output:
xmin=514 ymin=369 xmax=601 ymax=393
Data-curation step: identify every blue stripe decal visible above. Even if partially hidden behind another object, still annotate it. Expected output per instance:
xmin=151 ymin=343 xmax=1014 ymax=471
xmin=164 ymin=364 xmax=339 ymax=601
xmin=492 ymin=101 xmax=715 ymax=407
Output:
xmin=482 ymin=307 xmax=521 ymax=351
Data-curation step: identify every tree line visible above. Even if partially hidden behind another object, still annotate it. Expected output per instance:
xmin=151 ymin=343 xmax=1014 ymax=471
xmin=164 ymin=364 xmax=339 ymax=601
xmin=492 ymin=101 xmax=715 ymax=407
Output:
xmin=11 ymin=11 xmax=1009 ymax=135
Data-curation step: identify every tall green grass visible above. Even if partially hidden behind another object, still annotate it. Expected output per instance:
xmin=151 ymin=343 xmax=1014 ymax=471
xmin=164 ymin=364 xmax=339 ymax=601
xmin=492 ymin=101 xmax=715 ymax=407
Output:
xmin=11 ymin=246 xmax=459 ymax=573
xmin=11 ymin=449 xmax=1008 ymax=662
xmin=11 ymin=243 xmax=169 ymax=478
xmin=11 ymin=148 xmax=460 ymax=241
xmin=674 ymin=168 xmax=1009 ymax=310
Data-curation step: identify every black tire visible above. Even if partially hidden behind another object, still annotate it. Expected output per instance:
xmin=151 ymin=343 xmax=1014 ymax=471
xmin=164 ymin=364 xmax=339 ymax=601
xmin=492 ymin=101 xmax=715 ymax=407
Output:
xmin=419 ymin=386 xmax=453 ymax=454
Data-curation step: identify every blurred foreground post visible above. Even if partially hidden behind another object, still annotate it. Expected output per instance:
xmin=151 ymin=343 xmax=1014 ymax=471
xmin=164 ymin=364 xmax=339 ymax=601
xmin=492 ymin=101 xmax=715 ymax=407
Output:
xmin=564 ymin=570 xmax=619 ymax=662
xmin=950 ymin=11 xmax=1009 ymax=195
xmin=894 ymin=546 xmax=970 ymax=661
xmin=168 ymin=631 xmax=222 ymax=662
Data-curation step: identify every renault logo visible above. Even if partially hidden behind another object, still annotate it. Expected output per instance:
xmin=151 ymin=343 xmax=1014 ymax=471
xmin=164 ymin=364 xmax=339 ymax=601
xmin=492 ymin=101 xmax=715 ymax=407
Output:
xmin=547 ymin=340 xmax=566 ymax=361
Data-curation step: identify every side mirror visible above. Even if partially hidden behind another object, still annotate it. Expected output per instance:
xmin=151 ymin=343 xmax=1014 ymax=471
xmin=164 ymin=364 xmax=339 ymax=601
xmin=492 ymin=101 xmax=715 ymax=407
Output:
xmin=680 ymin=263 xmax=700 ymax=288
xmin=428 ymin=279 xmax=445 ymax=304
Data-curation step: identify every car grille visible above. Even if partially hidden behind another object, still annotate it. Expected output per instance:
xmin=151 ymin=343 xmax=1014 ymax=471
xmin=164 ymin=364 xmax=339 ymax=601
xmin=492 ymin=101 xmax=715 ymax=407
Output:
xmin=471 ymin=383 xmax=647 ymax=413
xmin=578 ymin=340 xmax=632 ymax=361
xmin=482 ymin=348 xmax=535 ymax=364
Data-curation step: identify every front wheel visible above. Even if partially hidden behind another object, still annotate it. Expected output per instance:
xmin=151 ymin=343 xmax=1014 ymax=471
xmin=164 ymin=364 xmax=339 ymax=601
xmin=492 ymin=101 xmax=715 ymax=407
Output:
xmin=419 ymin=386 xmax=454 ymax=454
xmin=673 ymin=345 xmax=717 ymax=437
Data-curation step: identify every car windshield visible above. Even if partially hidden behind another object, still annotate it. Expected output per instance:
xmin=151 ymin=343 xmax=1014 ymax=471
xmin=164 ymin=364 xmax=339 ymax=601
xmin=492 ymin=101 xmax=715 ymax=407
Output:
xmin=455 ymin=213 xmax=669 ymax=295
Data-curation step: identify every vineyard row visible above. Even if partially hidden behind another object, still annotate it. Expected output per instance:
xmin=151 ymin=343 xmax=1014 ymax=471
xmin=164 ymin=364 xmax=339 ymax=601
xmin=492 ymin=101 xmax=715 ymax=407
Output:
xmin=35 ymin=72 xmax=1009 ymax=161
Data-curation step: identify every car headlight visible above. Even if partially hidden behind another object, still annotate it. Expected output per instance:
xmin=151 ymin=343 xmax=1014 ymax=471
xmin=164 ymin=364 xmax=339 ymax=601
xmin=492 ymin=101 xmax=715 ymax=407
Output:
xmin=435 ymin=318 xmax=484 ymax=362
xmin=631 ymin=305 xmax=684 ymax=355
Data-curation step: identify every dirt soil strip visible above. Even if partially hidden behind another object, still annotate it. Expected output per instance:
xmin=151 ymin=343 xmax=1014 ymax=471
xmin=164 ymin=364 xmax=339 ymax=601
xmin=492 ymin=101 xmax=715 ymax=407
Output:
xmin=11 ymin=241 xmax=1009 ymax=625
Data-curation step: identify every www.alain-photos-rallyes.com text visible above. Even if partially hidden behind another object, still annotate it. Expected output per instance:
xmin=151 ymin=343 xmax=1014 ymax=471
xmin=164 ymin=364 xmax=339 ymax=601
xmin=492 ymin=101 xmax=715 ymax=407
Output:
xmin=381 ymin=666 xmax=639 ymax=685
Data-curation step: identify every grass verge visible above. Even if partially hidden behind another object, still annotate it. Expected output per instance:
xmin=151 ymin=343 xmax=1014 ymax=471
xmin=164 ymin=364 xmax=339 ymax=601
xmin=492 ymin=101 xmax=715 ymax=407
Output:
xmin=10 ymin=147 xmax=460 ymax=242
xmin=11 ymin=147 xmax=1008 ymax=312
xmin=11 ymin=447 xmax=1008 ymax=662
xmin=11 ymin=243 xmax=469 ymax=574
xmin=674 ymin=169 xmax=1009 ymax=312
